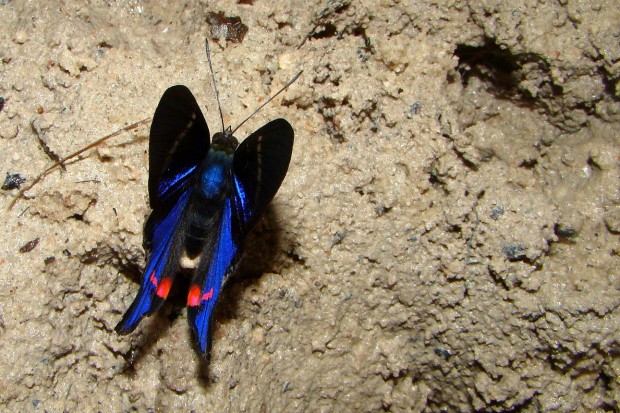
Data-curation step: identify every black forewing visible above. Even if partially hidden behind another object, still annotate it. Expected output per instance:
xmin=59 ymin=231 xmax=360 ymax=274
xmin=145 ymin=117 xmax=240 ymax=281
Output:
xmin=148 ymin=85 xmax=210 ymax=209
xmin=232 ymin=118 xmax=294 ymax=234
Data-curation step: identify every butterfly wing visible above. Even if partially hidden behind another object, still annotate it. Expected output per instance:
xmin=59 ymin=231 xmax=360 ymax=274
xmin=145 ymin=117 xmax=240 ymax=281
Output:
xmin=116 ymin=86 xmax=209 ymax=334
xmin=231 ymin=118 xmax=294 ymax=234
xmin=187 ymin=119 xmax=294 ymax=357
xmin=115 ymin=189 xmax=191 ymax=333
xmin=186 ymin=198 xmax=241 ymax=356
xmin=148 ymin=85 xmax=210 ymax=209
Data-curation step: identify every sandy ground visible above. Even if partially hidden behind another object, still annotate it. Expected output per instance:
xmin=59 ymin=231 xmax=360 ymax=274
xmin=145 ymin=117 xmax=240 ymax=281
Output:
xmin=0 ymin=1 xmax=619 ymax=412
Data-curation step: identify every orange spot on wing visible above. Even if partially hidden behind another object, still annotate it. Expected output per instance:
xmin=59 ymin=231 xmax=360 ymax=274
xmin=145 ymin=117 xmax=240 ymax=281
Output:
xmin=156 ymin=277 xmax=172 ymax=299
xmin=187 ymin=286 xmax=215 ymax=306
xmin=187 ymin=284 xmax=201 ymax=307
xmin=202 ymin=287 xmax=214 ymax=301
xmin=149 ymin=271 xmax=158 ymax=287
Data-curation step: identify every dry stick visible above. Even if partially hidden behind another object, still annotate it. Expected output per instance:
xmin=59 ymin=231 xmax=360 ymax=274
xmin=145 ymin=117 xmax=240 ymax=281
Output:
xmin=8 ymin=118 xmax=151 ymax=211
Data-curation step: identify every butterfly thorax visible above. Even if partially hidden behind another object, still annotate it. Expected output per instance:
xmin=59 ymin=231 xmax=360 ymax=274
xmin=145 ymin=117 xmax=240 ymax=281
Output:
xmin=211 ymin=127 xmax=239 ymax=154
xmin=198 ymin=149 xmax=234 ymax=201
xmin=198 ymin=128 xmax=238 ymax=202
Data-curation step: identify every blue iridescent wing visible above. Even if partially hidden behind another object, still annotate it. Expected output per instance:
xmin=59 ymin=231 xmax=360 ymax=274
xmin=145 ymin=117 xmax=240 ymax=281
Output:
xmin=187 ymin=119 xmax=294 ymax=357
xmin=116 ymin=86 xmax=210 ymax=334
xmin=231 ymin=118 xmax=294 ymax=233
xmin=144 ymin=85 xmax=210 ymax=252
xmin=116 ymin=188 xmax=192 ymax=333
xmin=186 ymin=198 xmax=241 ymax=355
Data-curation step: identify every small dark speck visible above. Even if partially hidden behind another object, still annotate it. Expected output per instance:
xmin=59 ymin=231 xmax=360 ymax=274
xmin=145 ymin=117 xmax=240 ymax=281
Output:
xmin=120 ymin=348 xmax=138 ymax=373
xmin=68 ymin=213 xmax=85 ymax=222
xmin=434 ymin=347 xmax=452 ymax=360
xmin=331 ymin=230 xmax=347 ymax=246
xmin=207 ymin=11 xmax=248 ymax=43
xmin=554 ymin=223 xmax=578 ymax=238
xmin=438 ymin=113 xmax=452 ymax=137
xmin=0 ymin=96 xmax=5 ymax=112
xmin=2 ymin=172 xmax=26 ymax=190
xmin=502 ymin=244 xmax=525 ymax=261
xmin=490 ymin=204 xmax=505 ymax=220
xmin=32 ymin=399 xmax=42 ymax=408
xmin=408 ymin=101 xmax=421 ymax=117
xmin=44 ymin=256 xmax=56 ymax=265
xmin=19 ymin=238 xmax=40 ymax=253
xmin=519 ymin=158 xmax=538 ymax=169
xmin=375 ymin=205 xmax=392 ymax=216
xmin=429 ymin=171 xmax=441 ymax=186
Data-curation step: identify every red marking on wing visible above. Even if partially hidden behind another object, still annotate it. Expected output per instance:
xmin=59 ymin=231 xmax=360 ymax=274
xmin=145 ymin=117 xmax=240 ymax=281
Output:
xmin=149 ymin=271 xmax=158 ymax=287
xmin=156 ymin=277 xmax=172 ymax=299
xmin=202 ymin=287 xmax=214 ymax=301
xmin=187 ymin=284 xmax=201 ymax=307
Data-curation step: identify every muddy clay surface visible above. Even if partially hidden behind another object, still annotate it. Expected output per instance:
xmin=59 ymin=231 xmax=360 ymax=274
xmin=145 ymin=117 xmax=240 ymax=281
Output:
xmin=0 ymin=1 xmax=619 ymax=412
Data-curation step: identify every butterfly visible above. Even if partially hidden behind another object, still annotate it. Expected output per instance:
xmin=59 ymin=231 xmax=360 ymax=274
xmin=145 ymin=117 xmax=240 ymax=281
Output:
xmin=114 ymin=76 xmax=296 ymax=357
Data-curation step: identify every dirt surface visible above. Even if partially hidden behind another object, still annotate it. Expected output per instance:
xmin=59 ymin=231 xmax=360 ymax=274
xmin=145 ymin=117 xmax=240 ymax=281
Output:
xmin=0 ymin=1 xmax=619 ymax=412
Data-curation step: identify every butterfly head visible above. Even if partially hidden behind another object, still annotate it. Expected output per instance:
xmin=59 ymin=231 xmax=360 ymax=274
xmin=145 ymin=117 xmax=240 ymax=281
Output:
xmin=211 ymin=126 xmax=239 ymax=154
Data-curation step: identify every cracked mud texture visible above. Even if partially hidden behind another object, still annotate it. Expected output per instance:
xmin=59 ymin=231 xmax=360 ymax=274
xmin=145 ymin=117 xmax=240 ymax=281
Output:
xmin=0 ymin=1 xmax=619 ymax=412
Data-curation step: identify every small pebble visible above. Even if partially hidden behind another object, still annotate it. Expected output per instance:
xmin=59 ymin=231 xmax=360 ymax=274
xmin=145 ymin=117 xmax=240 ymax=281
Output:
xmin=14 ymin=30 xmax=28 ymax=44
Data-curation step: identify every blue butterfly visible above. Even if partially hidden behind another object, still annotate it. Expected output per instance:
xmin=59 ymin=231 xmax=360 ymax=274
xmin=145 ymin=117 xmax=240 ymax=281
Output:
xmin=115 ymin=83 xmax=294 ymax=357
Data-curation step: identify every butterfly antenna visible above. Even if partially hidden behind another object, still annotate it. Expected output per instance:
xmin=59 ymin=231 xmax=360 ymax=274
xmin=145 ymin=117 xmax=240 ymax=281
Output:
xmin=205 ymin=39 xmax=226 ymax=133
xmin=231 ymin=70 xmax=302 ymax=135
